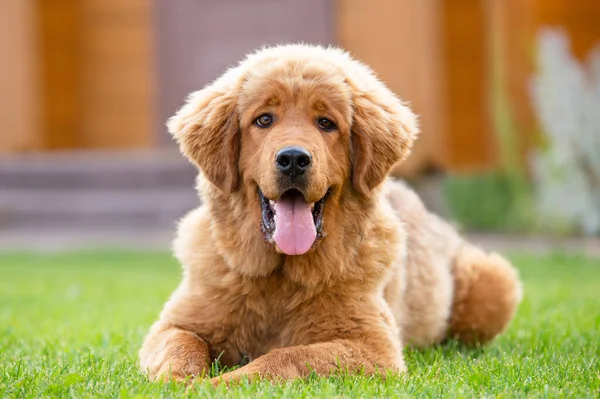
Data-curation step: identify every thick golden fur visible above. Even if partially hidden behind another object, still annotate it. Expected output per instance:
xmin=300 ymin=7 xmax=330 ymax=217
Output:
xmin=139 ymin=44 xmax=522 ymax=384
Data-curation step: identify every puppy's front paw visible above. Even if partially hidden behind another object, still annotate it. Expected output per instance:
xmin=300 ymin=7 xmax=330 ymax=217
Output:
xmin=154 ymin=363 xmax=197 ymax=384
xmin=208 ymin=369 xmax=252 ymax=387
xmin=140 ymin=328 xmax=211 ymax=383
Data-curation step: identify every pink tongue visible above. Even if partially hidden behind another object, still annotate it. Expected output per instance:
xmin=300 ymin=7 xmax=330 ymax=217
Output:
xmin=273 ymin=195 xmax=317 ymax=255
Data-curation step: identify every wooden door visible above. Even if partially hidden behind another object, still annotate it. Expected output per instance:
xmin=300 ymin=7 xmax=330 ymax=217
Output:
xmin=155 ymin=0 xmax=334 ymax=145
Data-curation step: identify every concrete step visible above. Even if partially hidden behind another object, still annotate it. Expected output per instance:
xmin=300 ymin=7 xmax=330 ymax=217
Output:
xmin=0 ymin=150 xmax=197 ymax=190
xmin=0 ymin=226 xmax=176 ymax=251
xmin=0 ymin=150 xmax=200 ymax=230
xmin=0 ymin=188 xmax=199 ymax=229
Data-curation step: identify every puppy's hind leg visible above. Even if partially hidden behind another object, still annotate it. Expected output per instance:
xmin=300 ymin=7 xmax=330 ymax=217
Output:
xmin=448 ymin=243 xmax=523 ymax=345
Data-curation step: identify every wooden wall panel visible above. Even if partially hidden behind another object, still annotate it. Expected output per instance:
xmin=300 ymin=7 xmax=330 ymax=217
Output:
xmin=484 ymin=0 xmax=537 ymax=171
xmin=534 ymin=0 xmax=600 ymax=60
xmin=79 ymin=0 xmax=156 ymax=149
xmin=440 ymin=0 xmax=496 ymax=172
xmin=37 ymin=0 xmax=81 ymax=149
xmin=487 ymin=0 xmax=600 ymax=172
xmin=34 ymin=0 xmax=157 ymax=151
xmin=335 ymin=0 xmax=445 ymax=176
xmin=0 ymin=0 xmax=40 ymax=153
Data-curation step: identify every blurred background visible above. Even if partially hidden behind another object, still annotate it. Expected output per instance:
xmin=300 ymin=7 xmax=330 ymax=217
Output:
xmin=0 ymin=0 xmax=599 ymax=252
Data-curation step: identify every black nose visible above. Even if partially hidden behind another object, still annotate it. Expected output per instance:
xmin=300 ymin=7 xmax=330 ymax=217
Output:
xmin=276 ymin=147 xmax=312 ymax=178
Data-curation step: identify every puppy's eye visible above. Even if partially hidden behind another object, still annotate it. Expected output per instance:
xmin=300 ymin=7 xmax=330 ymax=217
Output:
xmin=318 ymin=118 xmax=337 ymax=132
xmin=255 ymin=114 xmax=273 ymax=128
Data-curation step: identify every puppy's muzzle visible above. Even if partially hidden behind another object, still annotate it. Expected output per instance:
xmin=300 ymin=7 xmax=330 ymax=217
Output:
xmin=276 ymin=146 xmax=312 ymax=180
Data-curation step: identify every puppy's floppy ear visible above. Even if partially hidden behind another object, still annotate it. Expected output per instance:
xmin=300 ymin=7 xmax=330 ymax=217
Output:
xmin=350 ymin=80 xmax=419 ymax=196
xmin=167 ymin=69 xmax=244 ymax=193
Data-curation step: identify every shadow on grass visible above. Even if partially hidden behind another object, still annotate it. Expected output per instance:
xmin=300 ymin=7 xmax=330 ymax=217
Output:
xmin=406 ymin=339 xmax=488 ymax=366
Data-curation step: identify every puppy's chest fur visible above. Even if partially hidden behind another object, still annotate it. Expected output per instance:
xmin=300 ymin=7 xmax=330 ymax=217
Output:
xmin=179 ymin=200 xmax=404 ymax=367
xmin=194 ymin=273 xmax=315 ymax=367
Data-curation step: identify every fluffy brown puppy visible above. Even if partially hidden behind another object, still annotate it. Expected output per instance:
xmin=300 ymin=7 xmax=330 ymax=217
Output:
xmin=139 ymin=44 xmax=522 ymax=385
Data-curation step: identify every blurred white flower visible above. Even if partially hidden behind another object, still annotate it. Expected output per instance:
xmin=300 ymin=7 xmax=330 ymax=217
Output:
xmin=530 ymin=28 xmax=600 ymax=235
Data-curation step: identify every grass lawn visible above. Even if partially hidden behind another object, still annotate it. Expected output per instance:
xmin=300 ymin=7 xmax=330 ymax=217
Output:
xmin=1 ymin=251 xmax=599 ymax=398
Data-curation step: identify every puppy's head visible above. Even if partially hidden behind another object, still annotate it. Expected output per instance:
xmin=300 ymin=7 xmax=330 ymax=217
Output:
xmin=169 ymin=45 xmax=418 ymax=256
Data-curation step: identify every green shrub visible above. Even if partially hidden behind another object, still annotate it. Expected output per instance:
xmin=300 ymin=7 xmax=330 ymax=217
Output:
xmin=443 ymin=171 xmax=536 ymax=232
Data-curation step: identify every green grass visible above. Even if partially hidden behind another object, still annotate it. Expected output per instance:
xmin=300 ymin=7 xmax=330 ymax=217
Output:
xmin=1 ymin=251 xmax=599 ymax=398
